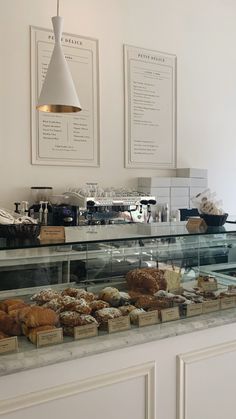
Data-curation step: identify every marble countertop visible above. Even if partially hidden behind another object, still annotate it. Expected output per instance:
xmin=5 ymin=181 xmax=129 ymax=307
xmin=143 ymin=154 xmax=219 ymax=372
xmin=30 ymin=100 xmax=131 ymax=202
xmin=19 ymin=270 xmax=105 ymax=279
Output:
xmin=1 ymin=309 xmax=236 ymax=377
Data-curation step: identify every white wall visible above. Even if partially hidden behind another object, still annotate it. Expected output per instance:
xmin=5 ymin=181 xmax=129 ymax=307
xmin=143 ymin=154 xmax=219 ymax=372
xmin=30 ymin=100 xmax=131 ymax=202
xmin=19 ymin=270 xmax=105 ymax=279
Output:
xmin=1 ymin=0 xmax=236 ymax=213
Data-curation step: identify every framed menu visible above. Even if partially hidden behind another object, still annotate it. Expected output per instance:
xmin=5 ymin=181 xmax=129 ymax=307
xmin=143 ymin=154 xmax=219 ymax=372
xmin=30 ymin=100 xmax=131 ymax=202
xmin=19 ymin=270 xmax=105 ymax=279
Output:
xmin=124 ymin=45 xmax=176 ymax=169
xmin=30 ymin=26 xmax=100 ymax=167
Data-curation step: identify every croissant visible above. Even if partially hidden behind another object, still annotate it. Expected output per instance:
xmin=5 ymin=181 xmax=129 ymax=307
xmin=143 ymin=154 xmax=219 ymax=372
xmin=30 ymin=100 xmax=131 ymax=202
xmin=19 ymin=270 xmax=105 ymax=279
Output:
xmin=21 ymin=306 xmax=59 ymax=328
xmin=8 ymin=305 xmax=31 ymax=323
xmin=0 ymin=299 xmax=25 ymax=313
xmin=0 ymin=310 xmax=22 ymax=336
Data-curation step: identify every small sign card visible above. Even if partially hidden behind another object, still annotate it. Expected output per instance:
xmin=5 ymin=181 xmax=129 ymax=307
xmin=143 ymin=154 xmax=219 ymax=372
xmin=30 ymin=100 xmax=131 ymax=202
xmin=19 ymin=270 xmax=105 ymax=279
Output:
xmin=202 ymin=300 xmax=220 ymax=314
xmin=186 ymin=303 xmax=203 ymax=317
xmin=40 ymin=226 xmax=65 ymax=242
xmin=164 ymin=270 xmax=181 ymax=292
xmin=220 ymin=297 xmax=236 ymax=310
xmin=37 ymin=328 xmax=63 ymax=348
xmin=201 ymin=282 xmax=218 ymax=292
xmin=161 ymin=306 xmax=180 ymax=322
xmin=0 ymin=337 xmax=18 ymax=355
xmin=108 ymin=316 xmax=130 ymax=334
xmin=74 ymin=324 xmax=98 ymax=340
xmin=186 ymin=217 xmax=207 ymax=232
xmin=138 ymin=310 xmax=159 ymax=327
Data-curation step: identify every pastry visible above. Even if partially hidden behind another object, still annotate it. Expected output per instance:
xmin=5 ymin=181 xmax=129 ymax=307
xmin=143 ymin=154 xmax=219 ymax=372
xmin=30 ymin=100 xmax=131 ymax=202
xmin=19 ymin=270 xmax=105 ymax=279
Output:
xmin=21 ymin=306 xmax=59 ymax=328
xmin=94 ymin=307 xmax=122 ymax=328
xmin=119 ymin=292 xmax=131 ymax=305
xmin=98 ymin=287 xmax=121 ymax=306
xmin=59 ymin=311 xmax=83 ymax=327
xmin=31 ymin=289 xmax=60 ymax=304
xmin=0 ymin=299 xmax=26 ymax=313
xmin=62 ymin=288 xmax=95 ymax=302
xmin=129 ymin=308 xmax=145 ymax=325
xmin=61 ymin=314 xmax=98 ymax=337
xmin=60 ymin=296 xmax=91 ymax=314
xmin=8 ymin=305 xmax=30 ymax=322
xmin=60 ymin=311 xmax=98 ymax=327
xmin=17 ymin=306 xmax=32 ymax=322
xmin=28 ymin=325 xmax=57 ymax=345
xmin=61 ymin=287 xmax=80 ymax=298
xmin=126 ymin=268 xmax=167 ymax=294
xmin=0 ymin=310 xmax=22 ymax=336
xmin=119 ymin=305 xmax=136 ymax=316
xmin=89 ymin=300 xmax=110 ymax=313
xmin=148 ymin=298 xmax=173 ymax=310
xmin=134 ymin=295 xmax=156 ymax=309
xmin=43 ymin=298 xmax=63 ymax=312
xmin=128 ymin=290 xmax=147 ymax=303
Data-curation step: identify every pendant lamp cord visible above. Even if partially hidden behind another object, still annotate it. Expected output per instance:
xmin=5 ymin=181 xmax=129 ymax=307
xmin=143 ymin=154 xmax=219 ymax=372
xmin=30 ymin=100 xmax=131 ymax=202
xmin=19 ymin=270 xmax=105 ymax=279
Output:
xmin=57 ymin=0 xmax=60 ymax=16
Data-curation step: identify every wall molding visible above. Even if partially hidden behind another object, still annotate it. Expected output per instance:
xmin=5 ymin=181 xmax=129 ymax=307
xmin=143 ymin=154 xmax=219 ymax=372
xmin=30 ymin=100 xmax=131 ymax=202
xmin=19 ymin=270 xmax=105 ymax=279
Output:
xmin=0 ymin=361 xmax=156 ymax=418
xmin=177 ymin=340 xmax=236 ymax=419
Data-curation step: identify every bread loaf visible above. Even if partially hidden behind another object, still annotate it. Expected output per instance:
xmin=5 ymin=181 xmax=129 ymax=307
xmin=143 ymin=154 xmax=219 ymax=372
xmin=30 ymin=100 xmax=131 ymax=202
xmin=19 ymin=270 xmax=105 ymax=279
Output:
xmin=126 ymin=268 xmax=167 ymax=294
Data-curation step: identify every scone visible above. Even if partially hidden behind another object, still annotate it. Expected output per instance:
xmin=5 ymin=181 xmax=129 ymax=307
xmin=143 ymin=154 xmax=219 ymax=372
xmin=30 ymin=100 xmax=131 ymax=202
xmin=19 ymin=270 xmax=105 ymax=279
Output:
xmin=94 ymin=307 xmax=122 ymax=328
xmin=31 ymin=289 xmax=60 ymax=304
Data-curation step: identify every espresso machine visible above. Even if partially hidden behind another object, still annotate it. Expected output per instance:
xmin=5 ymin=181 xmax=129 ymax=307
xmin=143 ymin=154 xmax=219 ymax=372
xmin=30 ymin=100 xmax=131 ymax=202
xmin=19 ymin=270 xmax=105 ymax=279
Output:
xmin=64 ymin=184 xmax=157 ymax=225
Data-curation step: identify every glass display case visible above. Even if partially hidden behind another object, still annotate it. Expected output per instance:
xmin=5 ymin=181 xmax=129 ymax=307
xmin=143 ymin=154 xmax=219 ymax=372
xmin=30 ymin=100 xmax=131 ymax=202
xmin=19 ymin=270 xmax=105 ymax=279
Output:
xmin=1 ymin=222 xmax=236 ymax=353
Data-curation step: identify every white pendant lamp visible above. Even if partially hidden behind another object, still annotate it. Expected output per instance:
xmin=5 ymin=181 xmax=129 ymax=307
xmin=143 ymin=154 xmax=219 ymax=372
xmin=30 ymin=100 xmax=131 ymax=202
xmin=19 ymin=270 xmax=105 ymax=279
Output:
xmin=36 ymin=0 xmax=81 ymax=113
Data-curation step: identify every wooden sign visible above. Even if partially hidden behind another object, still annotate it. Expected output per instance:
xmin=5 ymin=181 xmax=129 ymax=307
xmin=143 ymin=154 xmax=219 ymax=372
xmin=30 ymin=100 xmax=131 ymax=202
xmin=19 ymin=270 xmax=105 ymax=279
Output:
xmin=202 ymin=300 xmax=220 ymax=314
xmin=40 ymin=226 xmax=65 ymax=242
xmin=138 ymin=311 xmax=159 ymax=327
xmin=220 ymin=297 xmax=236 ymax=310
xmin=0 ymin=337 xmax=18 ymax=355
xmin=108 ymin=316 xmax=130 ymax=334
xmin=186 ymin=217 xmax=207 ymax=232
xmin=186 ymin=303 xmax=203 ymax=317
xmin=161 ymin=307 xmax=180 ymax=322
xmin=74 ymin=324 xmax=98 ymax=340
xmin=37 ymin=328 xmax=63 ymax=348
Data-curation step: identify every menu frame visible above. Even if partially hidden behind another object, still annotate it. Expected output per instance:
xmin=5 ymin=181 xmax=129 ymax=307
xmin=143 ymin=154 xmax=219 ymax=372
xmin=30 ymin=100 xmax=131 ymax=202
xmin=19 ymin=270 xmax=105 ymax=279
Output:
xmin=30 ymin=26 xmax=100 ymax=167
xmin=124 ymin=44 xmax=177 ymax=169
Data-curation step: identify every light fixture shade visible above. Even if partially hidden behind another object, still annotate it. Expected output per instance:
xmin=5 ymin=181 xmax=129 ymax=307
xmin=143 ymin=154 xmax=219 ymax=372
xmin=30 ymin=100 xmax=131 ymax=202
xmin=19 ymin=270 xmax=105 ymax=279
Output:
xmin=37 ymin=16 xmax=81 ymax=113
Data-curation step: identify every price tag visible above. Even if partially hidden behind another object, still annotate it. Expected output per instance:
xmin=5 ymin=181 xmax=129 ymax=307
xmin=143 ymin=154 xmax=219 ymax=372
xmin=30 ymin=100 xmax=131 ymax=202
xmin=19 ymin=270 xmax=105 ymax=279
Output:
xmin=161 ymin=307 xmax=180 ymax=322
xmin=220 ymin=297 xmax=236 ymax=310
xmin=202 ymin=300 xmax=220 ymax=314
xmin=0 ymin=337 xmax=18 ymax=355
xmin=186 ymin=303 xmax=203 ymax=317
xmin=74 ymin=324 xmax=98 ymax=340
xmin=108 ymin=316 xmax=130 ymax=333
xmin=186 ymin=218 xmax=207 ymax=232
xmin=40 ymin=226 xmax=65 ymax=242
xmin=37 ymin=328 xmax=63 ymax=348
xmin=138 ymin=311 xmax=159 ymax=327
